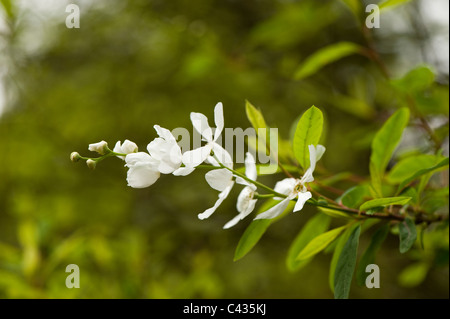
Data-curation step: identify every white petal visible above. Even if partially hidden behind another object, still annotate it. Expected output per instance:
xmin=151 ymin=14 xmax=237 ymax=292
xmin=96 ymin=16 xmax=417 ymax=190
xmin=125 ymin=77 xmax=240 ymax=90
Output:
xmin=274 ymin=178 xmax=298 ymax=197
xmin=213 ymin=102 xmax=224 ymax=141
xmin=308 ymin=144 xmax=317 ymax=173
xmin=113 ymin=141 xmax=125 ymax=160
xmin=293 ymin=191 xmax=312 ymax=212
xmin=125 ymin=152 xmax=156 ymax=167
xmin=236 ymin=186 xmax=253 ymax=213
xmin=244 ymin=152 xmax=257 ymax=180
xmin=126 ymin=165 xmax=160 ymax=188
xmin=182 ymin=145 xmax=211 ymax=167
xmin=212 ymin=143 xmax=233 ymax=169
xmin=316 ymin=144 xmax=326 ymax=162
xmin=154 ymin=125 xmax=175 ymax=141
xmin=223 ymin=214 xmax=242 ymax=230
xmin=198 ymin=184 xmax=233 ymax=220
xmin=223 ymin=197 xmax=257 ymax=229
xmin=191 ymin=112 xmax=213 ymax=141
xmin=253 ymin=196 xmax=293 ymax=220
xmin=301 ymin=167 xmax=314 ymax=184
xmin=147 ymin=138 xmax=165 ymax=161
xmin=205 ymin=168 xmax=233 ymax=192
xmin=172 ymin=166 xmax=195 ymax=176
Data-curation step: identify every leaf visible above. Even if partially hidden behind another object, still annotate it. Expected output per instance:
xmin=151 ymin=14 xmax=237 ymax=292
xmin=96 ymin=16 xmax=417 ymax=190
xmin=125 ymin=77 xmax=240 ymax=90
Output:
xmin=340 ymin=0 xmax=362 ymax=19
xmin=294 ymin=42 xmax=363 ymax=80
xmin=356 ymin=224 xmax=389 ymax=286
xmin=398 ymin=262 xmax=430 ymax=287
xmin=329 ymin=223 xmax=360 ymax=292
xmin=396 ymin=157 xmax=449 ymax=195
xmin=292 ymin=106 xmax=324 ymax=169
xmin=398 ymin=217 xmax=417 ymax=254
xmin=245 ymin=100 xmax=267 ymax=133
xmin=360 ymin=196 xmax=411 ymax=211
xmin=286 ymin=213 xmax=331 ymax=271
xmin=328 ymin=93 xmax=375 ymax=120
xmin=234 ymin=200 xmax=294 ymax=261
xmin=296 ymin=225 xmax=347 ymax=261
xmin=338 ymin=185 xmax=371 ymax=209
xmin=369 ymin=107 xmax=410 ymax=197
xmin=379 ymin=0 xmax=412 ymax=11
xmin=391 ymin=65 xmax=435 ymax=93
xmin=334 ymin=225 xmax=361 ymax=299
xmin=387 ymin=154 xmax=442 ymax=184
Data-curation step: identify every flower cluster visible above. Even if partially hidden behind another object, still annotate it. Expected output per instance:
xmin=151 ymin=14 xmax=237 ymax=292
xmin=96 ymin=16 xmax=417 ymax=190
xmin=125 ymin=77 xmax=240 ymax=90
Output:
xmin=71 ymin=102 xmax=325 ymax=229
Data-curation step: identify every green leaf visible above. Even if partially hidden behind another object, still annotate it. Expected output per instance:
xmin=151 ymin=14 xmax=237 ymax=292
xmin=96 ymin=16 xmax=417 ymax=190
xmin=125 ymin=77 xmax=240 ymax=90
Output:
xmin=328 ymin=93 xmax=375 ymax=120
xmin=379 ymin=0 xmax=412 ymax=11
xmin=296 ymin=225 xmax=347 ymax=261
xmin=334 ymin=225 xmax=361 ymax=299
xmin=398 ymin=262 xmax=430 ymax=287
xmin=387 ymin=154 xmax=442 ymax=184
xmin=360 ymin=196 xmax=412 ymax=211
xmin=397 ymin=157 xmax=449 ymax=195
xmin=292 ymin=106 xmax=324 ymax=169
xmin=369 ymin=107 xmax=410 ymax=197
xmin=329 ymin=223 xmax=360 ymax=292
xmin=286 ymin=213 xmax=331 ymax=272
xmin=293 ymin=42 xmax=363 ymax=80
xmin=356 ymin=224 xmax=389 ymax=286
xmin=234 ymin=200 xmax=294 ymax=261
xmin=245 ymin=100 xmax=267 ymax=133
xmin=398 ymin=217 xmax=417 ymax=254
xmin=340 ymin=0 xmax=362 ymax=19
xmin=391 ymin=65 xmax=435 ymax=93
xmin=338 ymin=185 xmax=370 ymax=209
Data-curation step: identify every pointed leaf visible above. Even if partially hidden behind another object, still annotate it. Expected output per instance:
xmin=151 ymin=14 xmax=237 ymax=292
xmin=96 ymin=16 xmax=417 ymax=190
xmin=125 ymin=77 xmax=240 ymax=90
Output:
xmin=294 ymin=42 xmax=363 ymax=80
xmin=286 ymin=213 xmax=331 ymax=271
xmin=360 ymin=196 xmax=412 ymax=211
xmin=334 ymin=225 xmax=361 ymax=299
xmin=399 ymin=217 xmax=417 ymax=254
xmin=292 ymin=106 xmax=324 ymax=169
xmin=370 ymin=107 xmax=410 ymax=197
xmin=296 ymin=225 xmax=347 ymax=261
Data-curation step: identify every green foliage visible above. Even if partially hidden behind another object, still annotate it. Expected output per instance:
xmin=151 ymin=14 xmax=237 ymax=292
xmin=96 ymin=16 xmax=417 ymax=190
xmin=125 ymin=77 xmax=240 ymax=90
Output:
xmin=369 ymin=108 xmax=410 ymax=197
xmin=296 ymin=225 xmax=347 ymax=261
xmin=292 ymin=106 xmax=323 ymax=170
xmin=398 ymin=218 xmax=417 ymax=254
xmin=334 ymin=225 xmax=361 ymax=299
xmin=359 ymin=197 xmax=412 ymax=211
xmin=294 ymin=42 xmax=363 ymax=80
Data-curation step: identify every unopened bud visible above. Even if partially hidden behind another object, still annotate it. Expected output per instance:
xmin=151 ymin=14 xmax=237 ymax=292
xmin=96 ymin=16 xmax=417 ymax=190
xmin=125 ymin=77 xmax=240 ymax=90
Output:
xmin=70 ymin=152 xmax=81 ymax=162
xmin=86 ymin=159 xmax=97 ymax=170
xmin=88 ymin=140 xmax=108 ymax=155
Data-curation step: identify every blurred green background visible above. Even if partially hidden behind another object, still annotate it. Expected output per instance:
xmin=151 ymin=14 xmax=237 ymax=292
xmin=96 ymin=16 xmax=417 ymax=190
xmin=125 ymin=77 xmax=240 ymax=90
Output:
xmin=0 ymin=0 xmax=448 ymax=298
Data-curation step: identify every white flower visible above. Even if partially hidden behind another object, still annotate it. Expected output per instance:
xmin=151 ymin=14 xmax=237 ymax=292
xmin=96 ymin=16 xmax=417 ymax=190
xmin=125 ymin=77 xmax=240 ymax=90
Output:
xmin=125 ymin=152 xmax=160 ymax=188
xmin=147 ymin=125 xmax=182 ymax=174
xmin=113 ymin=139 xmax=138 ymax=160
xmin=174 ymin=102 xmax=228 ymax=176
xmin=223 ymin=152 xmax=258 ymax=229
xmin=88 ymin=140 xmax=108 ymax=155
xmin=254 ymin=144 xmax=325 ymax=220
xmin=198 ymin=147 xmax=235 ymax=220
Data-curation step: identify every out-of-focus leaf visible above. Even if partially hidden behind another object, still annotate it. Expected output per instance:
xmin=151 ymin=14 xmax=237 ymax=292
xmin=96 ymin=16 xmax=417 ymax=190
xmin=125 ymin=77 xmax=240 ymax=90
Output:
xmin=318 ymin=207 xmax=355 ymax=220
xmin=338 ymin=185 xmax=371 ymax=209
xmin=294 ymin=42 xmax=363 ymax=80
xmin=379 ymin=0 xmax=412 ymax=11
xmin=245 ymin=100 xmax=267 ymax=134
xmin=399 ymin=217 xmax=417 ymax=254
xmin=286 ymin=213 xmax=331 ymax=272
xmin=387 ymin=154 xmax=442 ymax=184
xmin=360 ymin=196 xmax=411 ymax=211
xmin=398 ymin=262 xmax=430 ymax=287
xmin=356 ymin=224 xmax=389 ymax=286
xmin=334 ymin=225 xmax=361 ymax=299
xmin=396 ymin=157 xmax=449 ymax=195
xmin=391 ymin=65 xmax=435 ymax=93
xmin=340 ymin=0 xmax=362 ymax=19
xmin=296 ymin=225 xmax=347 ymax=261
xmin=234 ymin=200 xmax=294 ymax=261
xmin=369 ymin=107 xmax=410 ymax=197
xmin=328 ymin=93 xmax=375 ymax=120
xmin=292 ymin=106 xmax=323 ymax=170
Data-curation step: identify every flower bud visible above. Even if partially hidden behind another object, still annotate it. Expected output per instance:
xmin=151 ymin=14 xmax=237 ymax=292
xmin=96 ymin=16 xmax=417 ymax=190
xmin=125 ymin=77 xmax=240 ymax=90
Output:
xmin=88 ymin=141 xmax=108 ymax=155
xmin=86 ymin=159 xmax=97 ymax=170
xmin=70 ymin=152 xmax=81 ymax=162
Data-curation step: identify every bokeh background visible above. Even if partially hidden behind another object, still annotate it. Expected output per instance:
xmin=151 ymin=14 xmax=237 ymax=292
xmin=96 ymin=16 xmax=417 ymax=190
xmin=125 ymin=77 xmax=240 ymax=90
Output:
xmin=0 ymin=0 xmax=448 ymax=298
